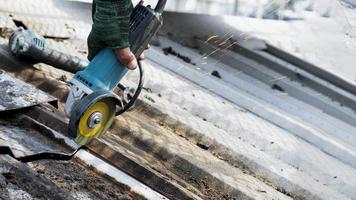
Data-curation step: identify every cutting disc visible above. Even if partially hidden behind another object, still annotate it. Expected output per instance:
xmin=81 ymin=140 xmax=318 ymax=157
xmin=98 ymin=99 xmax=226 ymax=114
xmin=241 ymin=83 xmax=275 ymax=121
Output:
xmin=69 ymin=91 xmax=119 ymax=145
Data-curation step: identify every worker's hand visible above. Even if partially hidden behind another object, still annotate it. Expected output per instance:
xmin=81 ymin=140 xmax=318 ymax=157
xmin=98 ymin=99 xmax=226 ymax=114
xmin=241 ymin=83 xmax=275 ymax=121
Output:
xmin=116 ymin=45 xmax=148 ymax=70
xmin=116 ymin=48 xmax=138 ymax=70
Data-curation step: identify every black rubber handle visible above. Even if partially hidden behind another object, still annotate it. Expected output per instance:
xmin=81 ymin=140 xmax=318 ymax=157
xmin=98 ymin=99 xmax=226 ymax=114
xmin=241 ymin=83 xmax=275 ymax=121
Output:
xmin=154 ymin=0 xmax=167 ymax=13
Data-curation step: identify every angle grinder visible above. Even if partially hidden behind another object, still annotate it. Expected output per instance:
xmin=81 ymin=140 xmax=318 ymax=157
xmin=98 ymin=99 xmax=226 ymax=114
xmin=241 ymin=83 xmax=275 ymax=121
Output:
xmin=9 ymin=0 xmax=167 ymax=145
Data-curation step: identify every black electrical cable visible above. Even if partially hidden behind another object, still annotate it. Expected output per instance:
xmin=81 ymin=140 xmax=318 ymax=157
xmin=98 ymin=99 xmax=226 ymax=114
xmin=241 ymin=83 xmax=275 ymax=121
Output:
xmin=0 ymin=146 xmax=86 ymax=163
xmin=116 ymin=60 xmax=145 ymax=116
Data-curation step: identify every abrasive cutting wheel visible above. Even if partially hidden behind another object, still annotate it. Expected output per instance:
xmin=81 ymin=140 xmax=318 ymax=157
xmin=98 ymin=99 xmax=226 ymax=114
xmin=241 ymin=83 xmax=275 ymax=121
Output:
xmin=69 ymin=91 xmax=120 ymax=145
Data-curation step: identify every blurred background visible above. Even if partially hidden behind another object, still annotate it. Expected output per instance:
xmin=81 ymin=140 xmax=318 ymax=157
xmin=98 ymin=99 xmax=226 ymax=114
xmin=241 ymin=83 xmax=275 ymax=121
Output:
xmin=74 ymin=0 xmax=352 ymax=19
